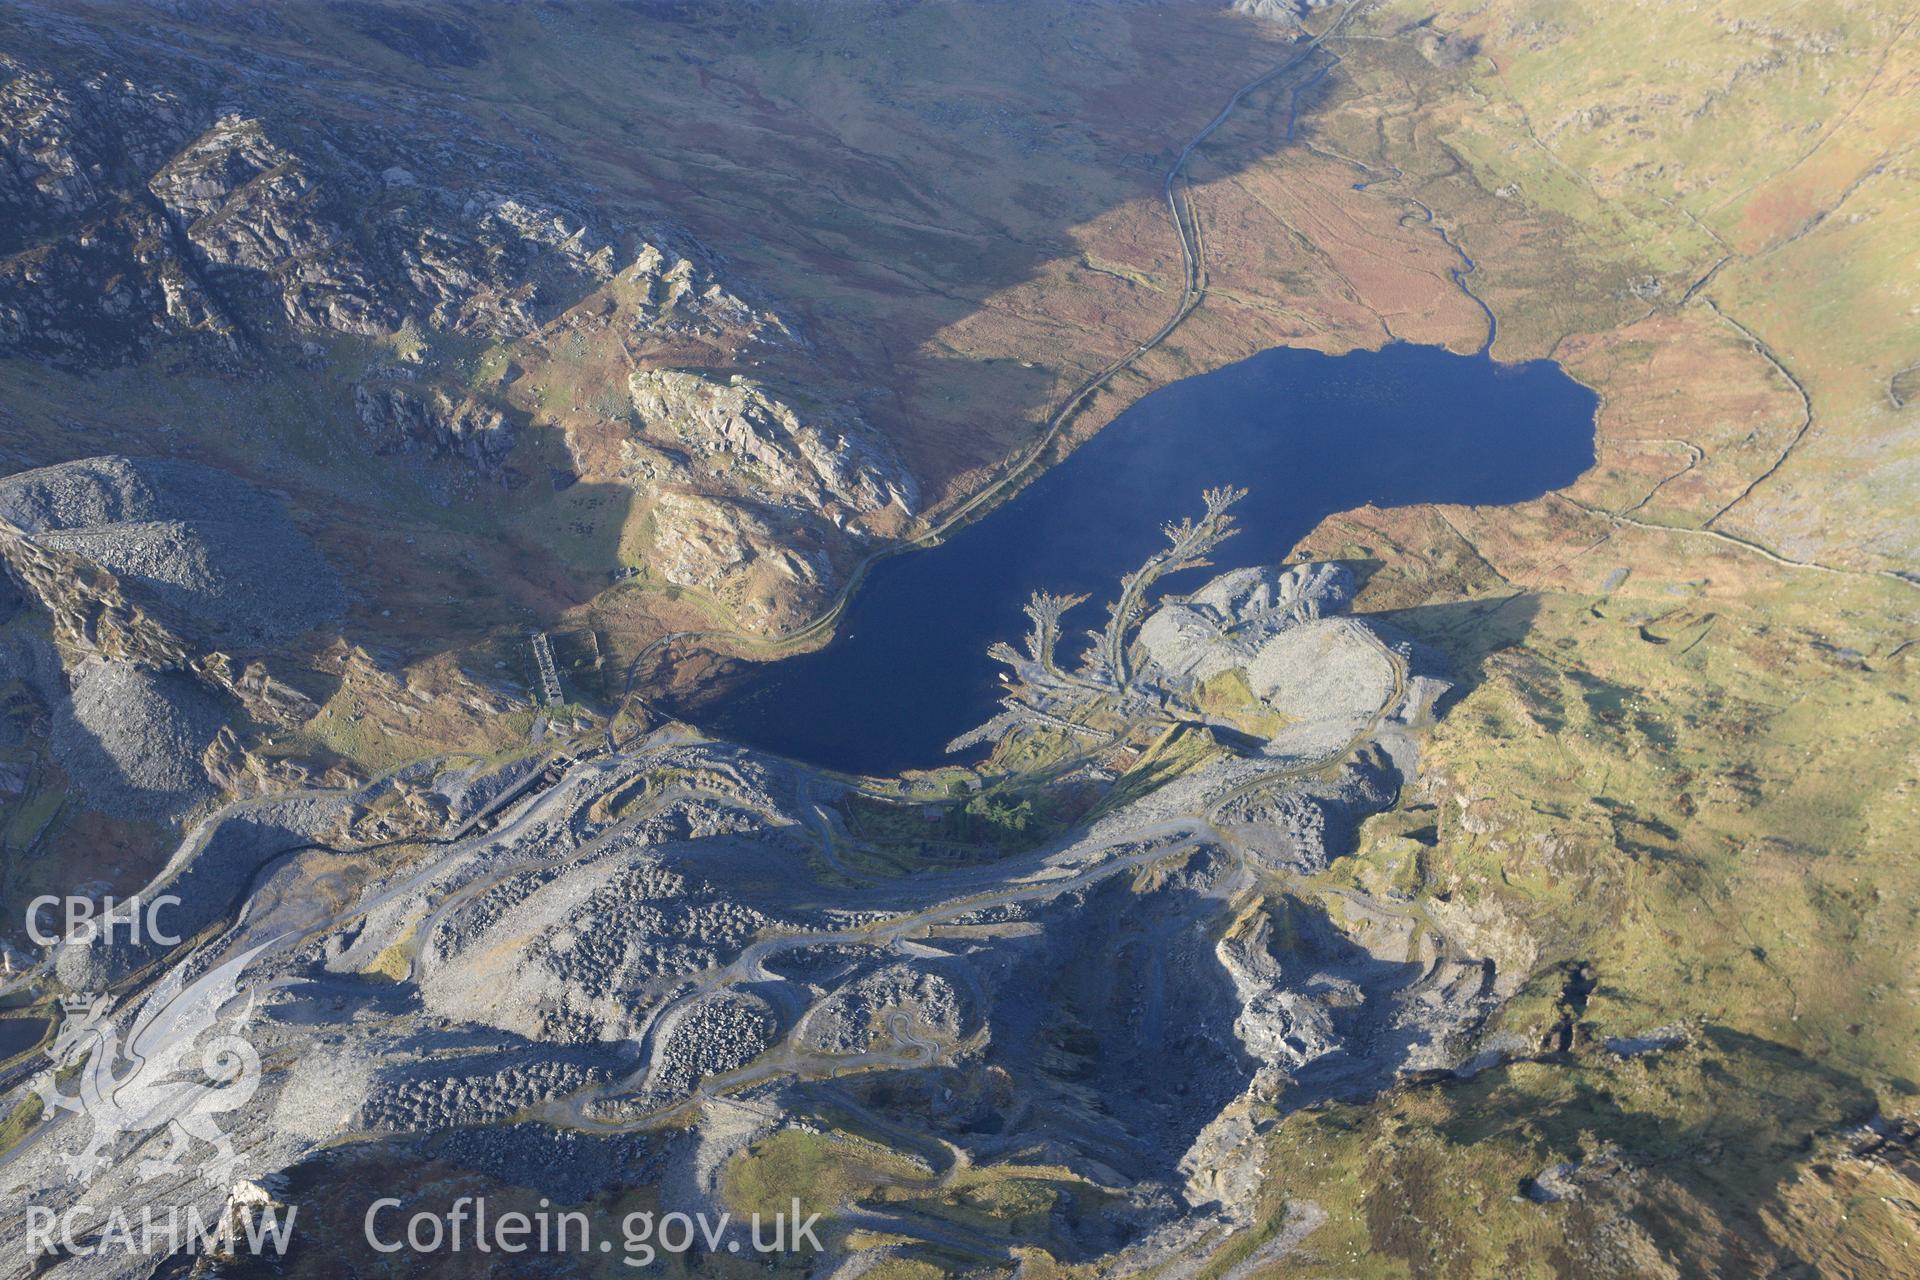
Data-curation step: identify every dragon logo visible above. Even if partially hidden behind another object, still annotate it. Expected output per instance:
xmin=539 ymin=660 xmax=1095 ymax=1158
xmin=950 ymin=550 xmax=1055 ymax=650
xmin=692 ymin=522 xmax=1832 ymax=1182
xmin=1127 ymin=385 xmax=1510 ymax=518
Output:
xmin=35 ymin=939 xmax=277 ymax=1187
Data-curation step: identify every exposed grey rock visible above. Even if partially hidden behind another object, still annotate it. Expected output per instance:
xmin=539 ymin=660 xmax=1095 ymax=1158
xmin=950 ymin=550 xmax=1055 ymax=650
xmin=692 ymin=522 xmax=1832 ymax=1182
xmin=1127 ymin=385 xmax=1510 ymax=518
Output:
xmin=1135 ymin=562 xmax=1353 ymax=681
xmin=1605 ymin=1025 xmax=1689 ymax=1058
xmin=1417 ymin=29 xmax=1478 ymax=67
xmin=353 ymin=380 xmax=518 ymax=480
xmin=363 ymin=1048 xmax=615 ymax=1132
xmin=647 ymin=990 xmax=778 ymax=1098
xmin=800 ymin=961 xmax=975 ymax=1053
xmin=0 ymin=454 xmax=345 ymax=644
xmin=0 ymin=56 xmax=782 ymax=368
xmin=430 ymin=753 xmax=546 ymax=826
xmin=1132 ymin=564 xmax=1403 ymax=763
xmin=412 ymin=1123 xmax=669 ymax=1204
xmin=1229 ymin=0 xmax=1335 ymax=24
xmin=53 ymin=791 xmax=352 ymax=985
xmin=645 ymin=490 xmax=833 ymax=628
xmin=149 ymin=113 xmax=393 ymax=336
xmin=8 ymin=556 xmax=1497 ymax=1266
xmin=628 ymin=370 xmax=918 ymax=521
xmin=1525 ymin=1161 xmax=1580 ymax=1203
xmin=50 ymin=657 xmax=223 ymax=821
xmin=0 ymin=57 xmax=198 ymax=244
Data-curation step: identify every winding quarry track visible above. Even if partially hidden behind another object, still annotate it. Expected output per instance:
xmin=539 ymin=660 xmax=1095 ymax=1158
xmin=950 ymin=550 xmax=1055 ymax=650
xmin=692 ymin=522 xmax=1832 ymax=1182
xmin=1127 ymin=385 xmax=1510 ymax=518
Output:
xmin=4 ymin=0 xmax=1404 ymax=1220
xmin=546 ymin=622 xmax=1416 ymax=1132
xmin=7 ymin=581 xmax=1419 ymax=1173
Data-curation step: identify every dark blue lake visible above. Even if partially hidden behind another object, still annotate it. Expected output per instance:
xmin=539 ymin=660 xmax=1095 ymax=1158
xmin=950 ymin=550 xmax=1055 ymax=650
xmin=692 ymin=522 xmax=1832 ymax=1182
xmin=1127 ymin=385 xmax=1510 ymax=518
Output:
xmin=0 ymin=1016 xmax=49 ymax=1061
xmin=687 ymin=343 xmax=1596 ymax=775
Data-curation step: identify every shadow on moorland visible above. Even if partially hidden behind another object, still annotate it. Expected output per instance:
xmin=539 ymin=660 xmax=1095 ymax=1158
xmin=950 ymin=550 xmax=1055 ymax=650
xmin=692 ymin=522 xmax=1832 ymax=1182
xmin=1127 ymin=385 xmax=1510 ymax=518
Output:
xmin=1426 ymin=1025 xmax=1881 ymax=1277
xmin=11 ymin=0 xmax=1354 ymax=684
xmin=1378 ymin=591 xmax=1547 ymax=719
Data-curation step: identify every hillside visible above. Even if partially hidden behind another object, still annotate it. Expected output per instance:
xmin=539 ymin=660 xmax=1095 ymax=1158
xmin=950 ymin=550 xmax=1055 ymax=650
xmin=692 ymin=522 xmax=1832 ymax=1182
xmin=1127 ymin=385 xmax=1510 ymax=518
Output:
xmin=0 ymin=2 xmax=1913 ymax=1276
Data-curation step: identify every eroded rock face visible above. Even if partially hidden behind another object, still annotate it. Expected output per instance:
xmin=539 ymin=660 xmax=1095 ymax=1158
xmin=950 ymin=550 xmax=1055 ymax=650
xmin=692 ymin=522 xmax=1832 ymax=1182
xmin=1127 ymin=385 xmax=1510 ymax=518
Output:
xmin=628 ymin=370 xmax=918 ymax=521
xmin=150 ymin=114 xmax=391 ymax=336
xmin=613 ymin=371 xmax=918 ymax=627
xmin=0 ymin=59 xmax=777 ymax=376
xmin=0 ymin=59 xmax=197 ymax=245
xmin=645 ymin=490 xmax=830 ymax=628
xmin=139 ymin=110 xmax=723 ymax=348
xmin=354 ymin=379 xmax=518 ymax=480
xmin=0 ymin=49 xmax=883 ymax=625
xmin=1229 ymin=0 xmax=1336 ymax=24
xmin=0 ymin=62 xmax=236 ymax=359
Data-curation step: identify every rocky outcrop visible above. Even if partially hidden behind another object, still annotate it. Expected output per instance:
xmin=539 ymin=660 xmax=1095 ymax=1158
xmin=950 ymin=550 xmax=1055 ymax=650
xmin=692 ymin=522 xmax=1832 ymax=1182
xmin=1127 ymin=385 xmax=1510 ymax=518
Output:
xmin=1229 ymin=0 xmax=1336 ymax=24
xmin=0 ymin=200 xmax=236 ymax=360
xmin=0 ymin=60 xmax=232 ymax=360
xmin=619 ymin=242 xmax=779 ymax=341
xmin=354 ymin=379 xmax=518 ymax=480
xmin=628 ymin=370 xmax=917 ymax=523
xmin=0 ymin=518 xmax=187 ymax=669
xmin=143 ymin=111 xmax=629 ymax=345
xmin=0 ymin=58 xmax=197 ymax=247
xmin=617 ymin=370 xmax=920 ymax=627
xmin=646 ymin=490 xmax=832 ymax=626
xmin=149 ymin=113 xmax=395 ymax=336
xmin=0 ymin=56 xmax=779 ymax=367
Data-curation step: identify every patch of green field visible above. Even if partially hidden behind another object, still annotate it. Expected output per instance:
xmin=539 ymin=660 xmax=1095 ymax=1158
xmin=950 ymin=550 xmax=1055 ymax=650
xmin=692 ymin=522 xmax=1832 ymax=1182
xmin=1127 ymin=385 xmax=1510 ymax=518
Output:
xmin=1213 ymin=1021 xmax=1901 ymax=1278
xmin=878 ymin=1165 xmax=1122 ymax=1249
xmin=1194 ymin=666 xmax=1289 ymax=739
xmin=362 ymin=939 xmax=412 ymax=983
xmin=1236 ymin=547 xmax=1920 ymax=1273
xmin=837 ymin=777 xmax=1080 ymax=876
xmin=722 ymin=1128 xmax=930 ymax=1225
xmin=0 ymin=1089 xmax=44 ymax=1160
